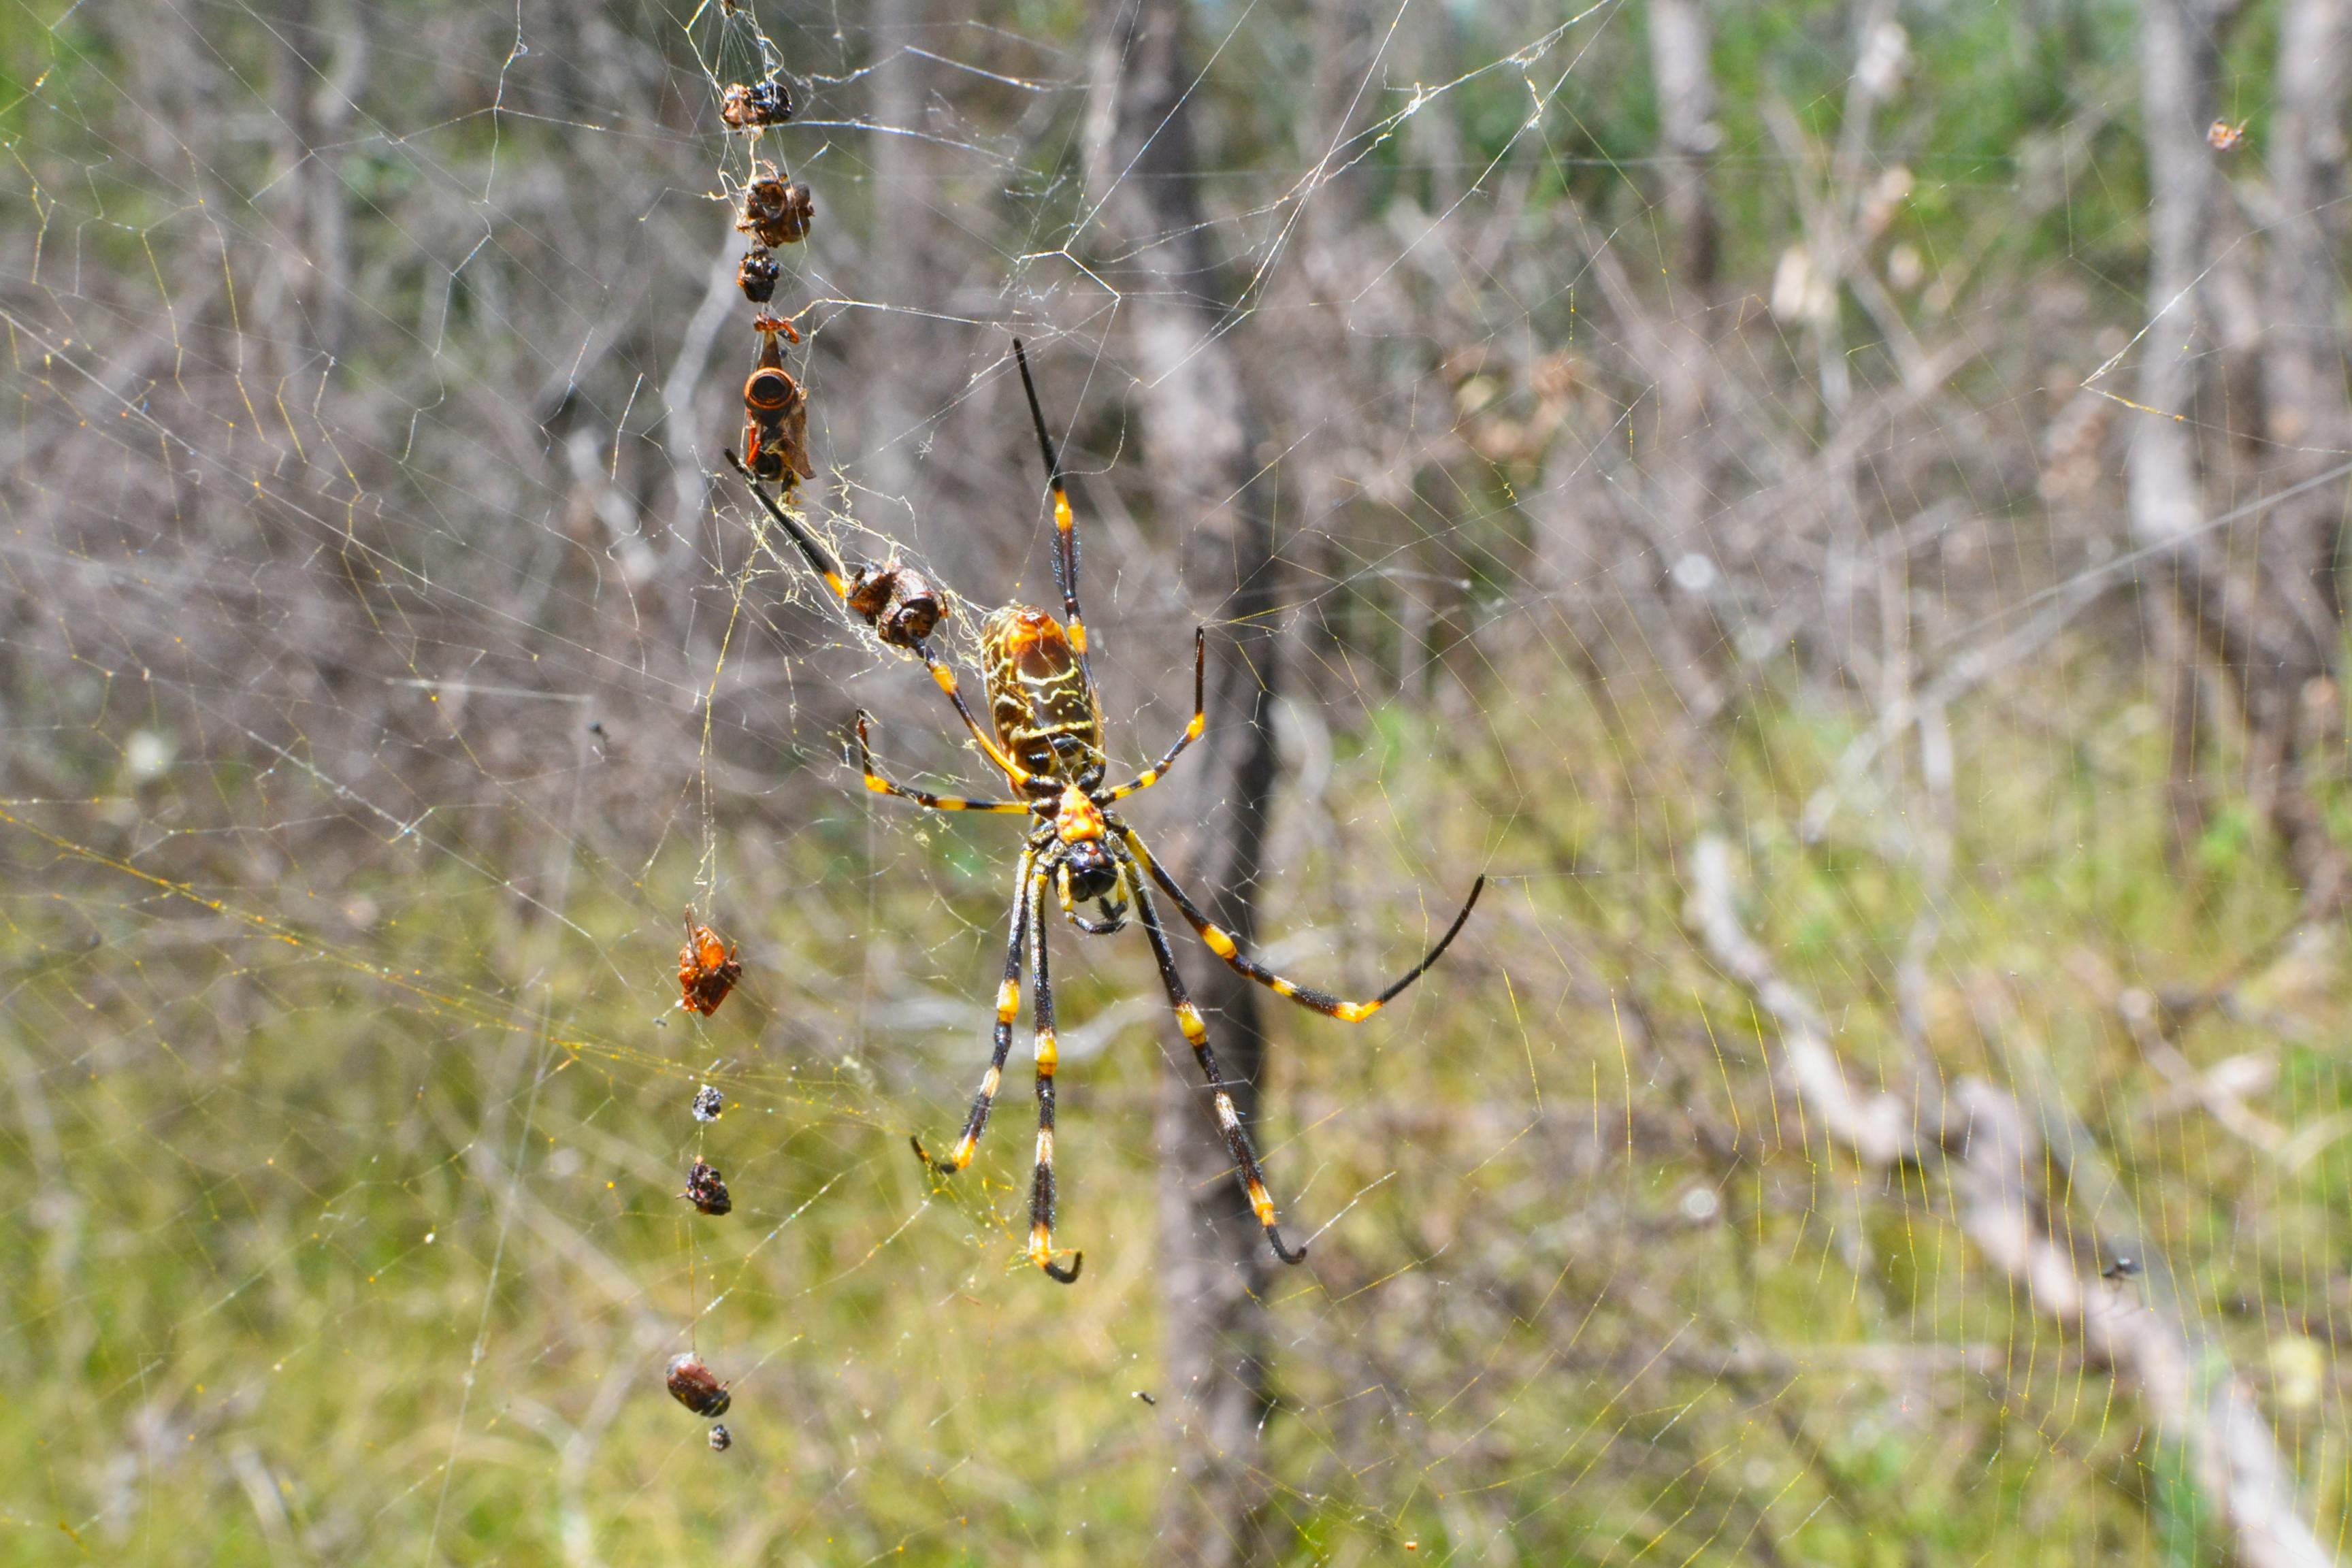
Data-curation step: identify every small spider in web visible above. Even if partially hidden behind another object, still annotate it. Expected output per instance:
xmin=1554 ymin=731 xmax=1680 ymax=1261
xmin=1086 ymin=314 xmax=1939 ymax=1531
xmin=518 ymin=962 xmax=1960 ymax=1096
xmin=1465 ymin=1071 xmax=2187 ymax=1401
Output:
xmin=2207 ymin=118 xmax=2247 ymax=151
xmin=726 ymin=340 xmax=1483 ymax=1281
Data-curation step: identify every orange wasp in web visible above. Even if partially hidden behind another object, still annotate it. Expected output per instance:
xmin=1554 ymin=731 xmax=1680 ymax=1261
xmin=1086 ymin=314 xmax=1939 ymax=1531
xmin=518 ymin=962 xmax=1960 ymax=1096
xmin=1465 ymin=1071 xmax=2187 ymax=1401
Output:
xmin=677 ymin=911 xmax=742 ymax=1017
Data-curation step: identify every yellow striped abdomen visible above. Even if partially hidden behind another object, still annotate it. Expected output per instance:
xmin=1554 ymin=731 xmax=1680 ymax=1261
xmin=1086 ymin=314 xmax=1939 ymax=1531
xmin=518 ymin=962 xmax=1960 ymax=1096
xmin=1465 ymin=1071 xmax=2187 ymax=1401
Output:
xmin=983 ymin=606 xmax=1105 ymax=782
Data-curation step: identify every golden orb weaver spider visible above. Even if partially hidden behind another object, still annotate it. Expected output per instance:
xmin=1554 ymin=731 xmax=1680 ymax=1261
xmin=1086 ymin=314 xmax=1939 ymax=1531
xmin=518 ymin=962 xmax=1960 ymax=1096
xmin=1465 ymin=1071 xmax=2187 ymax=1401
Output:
xmin=726 ymin=342 xmax=1483 ymax=1281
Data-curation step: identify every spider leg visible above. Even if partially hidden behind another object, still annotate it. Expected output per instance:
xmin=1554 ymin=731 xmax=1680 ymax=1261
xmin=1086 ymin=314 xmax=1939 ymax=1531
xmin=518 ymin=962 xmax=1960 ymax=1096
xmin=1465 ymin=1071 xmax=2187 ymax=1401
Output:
xmin=1013 ymin=339 xmax=1098 ymax=685
xmin=726 ymin=449 xmax=851 ymax=600
xmin=727 ymin=453 xmax=1045 ymax=794
xmin=1024 ymin=855 xmax=1082 ymax=1283
xmin=1113 ymin=840 xmax=1305 ymax=1266
xmin=1105 ymin=626 xmax=1206 ymax=801
xmin=912 ymin=845 xmax=1039 ymax=1175
xmin=910 ymin=642 xmax=1050 ymax=793
xmin=1117 ymin=827 xmax=1484 ymax=1023
xmin=853 ymin=713 xmax=1035 ymax=813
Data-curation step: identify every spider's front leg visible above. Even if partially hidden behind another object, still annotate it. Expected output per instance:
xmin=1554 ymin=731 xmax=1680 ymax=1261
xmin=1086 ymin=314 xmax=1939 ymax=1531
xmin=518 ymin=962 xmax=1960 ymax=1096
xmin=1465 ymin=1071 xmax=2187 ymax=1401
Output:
xmin=1119 ymin=826 xmax=1484 ymax=1024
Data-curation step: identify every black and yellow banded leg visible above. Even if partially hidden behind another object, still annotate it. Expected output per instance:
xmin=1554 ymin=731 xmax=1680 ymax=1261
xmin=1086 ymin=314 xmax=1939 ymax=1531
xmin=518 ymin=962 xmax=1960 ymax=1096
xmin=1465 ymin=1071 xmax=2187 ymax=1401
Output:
xmin=725 ymin=450 xmax=851 ymax=600
xmin=729 ymin=450 xmax=1045 ymax=797
xmin=1117 ymin=827 xmax=1484 ymax=1024
xmin=1024 ymin=866 xmax=1081 ymax=1282
xmin=913 ymin=849 xmax=1039 ymax=1176
xmin=1012 ymin=339 xmax=1097 ymax=686
xmin=910 ymin=643 xmax=1051 ymax=794
xmin=853 ymin=712 xmax=1035 ymax=814
xmin=1106 ymin=626 xmax=1207 ymax=801
xmin=1119 ymin=852 xmax=1305 ymax=1266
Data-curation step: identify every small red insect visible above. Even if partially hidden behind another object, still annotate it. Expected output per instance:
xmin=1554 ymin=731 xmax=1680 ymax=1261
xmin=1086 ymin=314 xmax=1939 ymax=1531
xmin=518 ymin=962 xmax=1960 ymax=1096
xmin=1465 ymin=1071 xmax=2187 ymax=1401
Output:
xmin=677 ymin=911 xmax=743 ymax=1016
xmin=665 ymin=1353 xmax=732 ymax=1418
xmin=2208 ymin=118 xmax=2247 ymax=151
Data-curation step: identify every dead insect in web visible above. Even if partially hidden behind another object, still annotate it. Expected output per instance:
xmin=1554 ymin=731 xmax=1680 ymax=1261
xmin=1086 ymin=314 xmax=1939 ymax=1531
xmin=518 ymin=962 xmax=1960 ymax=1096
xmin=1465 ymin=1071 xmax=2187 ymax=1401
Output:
xmin=691 ymin=1084 xmax=724 ymax=1122
xmin=844 ymin=560 xmax=948 ymax=651
xmin=737 ymin=169 xmax=814 ymax=247
xmin=707 ymin=1422 xmax=733 ymax=1452
xmin=738 ymin=248 xmax=780 ymax=304
xmin=2208 ymin=118 xmax=2247 ymax=151
xmin=665 ymin=1352 xmax=732 ymax=1418
xmin=1132 ymin=1390 xmax=1157 ymax=1407
xmin=2102 ymin=1255 xmax=2140 ymax=1281
xmin=877 ymin=566 xmax=945 ymax=648
xmin=683 ymin=1158 xmax=733 ymax=1215
xmin=678 ymin=912 xmax=744 ymax=1017
xmin=720 ymin=78 xmax=791 ymax=131
xmin=740 ymin=314 xmax=815 ymax=489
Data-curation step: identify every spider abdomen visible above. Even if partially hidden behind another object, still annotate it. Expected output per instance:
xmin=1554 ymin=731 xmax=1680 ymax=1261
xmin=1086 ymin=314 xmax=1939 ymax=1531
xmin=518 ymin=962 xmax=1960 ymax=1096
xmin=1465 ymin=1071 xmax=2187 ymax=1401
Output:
xmin=983 ymin=606 xmax=1105 ymax=782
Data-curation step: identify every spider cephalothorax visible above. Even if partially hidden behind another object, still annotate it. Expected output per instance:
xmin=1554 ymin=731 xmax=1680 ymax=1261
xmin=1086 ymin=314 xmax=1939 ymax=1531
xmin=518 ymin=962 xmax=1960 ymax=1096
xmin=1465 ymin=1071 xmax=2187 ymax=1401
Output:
xmin=728 ymin=341 xmax=1483 ymax=1282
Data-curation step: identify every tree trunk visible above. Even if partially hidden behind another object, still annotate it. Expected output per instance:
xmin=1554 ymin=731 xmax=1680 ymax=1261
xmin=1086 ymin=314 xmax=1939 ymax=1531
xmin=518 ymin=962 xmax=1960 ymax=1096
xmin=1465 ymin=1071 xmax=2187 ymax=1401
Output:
xmin=2133 ymin=0 xmax=2348 ymax=911
xmin=1086 ymin=3 xmax=1286 ymax=1563
xmin=1646 ymin=0 xmax=1719 ymax=292
xmin=2259 ymin=0 xmax=2352 ymax=906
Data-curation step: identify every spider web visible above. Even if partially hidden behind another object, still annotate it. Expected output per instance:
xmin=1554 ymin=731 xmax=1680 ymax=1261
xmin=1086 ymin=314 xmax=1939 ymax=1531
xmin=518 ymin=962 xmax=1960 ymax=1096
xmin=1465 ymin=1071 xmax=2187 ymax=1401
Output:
xmin=5 ymin=0 xmax=2351 ymax=1562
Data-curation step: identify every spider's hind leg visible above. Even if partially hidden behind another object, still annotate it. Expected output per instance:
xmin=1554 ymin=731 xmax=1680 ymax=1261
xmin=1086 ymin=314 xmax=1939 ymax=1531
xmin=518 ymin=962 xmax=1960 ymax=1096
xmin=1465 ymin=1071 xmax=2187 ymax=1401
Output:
xmin=1113 ymin=840 xmax=1307 ymax=1267
xmin=1024 ymin=860 xmax=1083 ymax=1283
xmin=913 ymin=846 xmax=1039 ymax=1175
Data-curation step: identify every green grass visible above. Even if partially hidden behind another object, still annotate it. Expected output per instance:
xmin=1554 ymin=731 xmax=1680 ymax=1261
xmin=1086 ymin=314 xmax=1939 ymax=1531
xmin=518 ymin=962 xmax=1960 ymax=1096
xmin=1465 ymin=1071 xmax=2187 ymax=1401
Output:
xmin=6 ymin=636 xmax=2352 ymax=1563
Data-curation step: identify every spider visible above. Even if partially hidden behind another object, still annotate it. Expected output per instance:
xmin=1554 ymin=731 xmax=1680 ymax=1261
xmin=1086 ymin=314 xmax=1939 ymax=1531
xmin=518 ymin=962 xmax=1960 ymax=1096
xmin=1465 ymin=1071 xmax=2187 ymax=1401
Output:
xmin=725 ymin=341 xmax=1482 ymax=1281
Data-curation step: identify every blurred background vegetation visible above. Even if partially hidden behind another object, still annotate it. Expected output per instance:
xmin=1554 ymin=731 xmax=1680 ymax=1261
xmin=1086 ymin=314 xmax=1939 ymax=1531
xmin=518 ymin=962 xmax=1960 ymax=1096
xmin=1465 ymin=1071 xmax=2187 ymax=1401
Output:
xmin=8 ymin=0 xmax=2352 ymax=1563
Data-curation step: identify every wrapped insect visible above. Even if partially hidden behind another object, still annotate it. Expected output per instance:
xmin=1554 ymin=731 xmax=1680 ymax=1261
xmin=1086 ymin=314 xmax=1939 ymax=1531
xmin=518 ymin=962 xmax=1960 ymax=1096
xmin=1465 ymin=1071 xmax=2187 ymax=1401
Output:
xmin=738 ymin=169 xmax=815 ymax=247
xmin=683 ymin=1158 xmax=732 ymax=1216
xmin=665 ymin=1353 xmax=732 ymax=1418
xmin=844 ymin=561 xmax=948 ymax=651
xmin=737 ymin=248 xmax=780 ymax=304
xmin=721 ymin=78 xmax=792 ymax=131
xmin=678 ymin=912 xmax=744 ymax=1016
xmin=740 ymin=314 xmax=815 ymax=488
xmin=691 ymin=1084 xmax=724 ymax=1122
